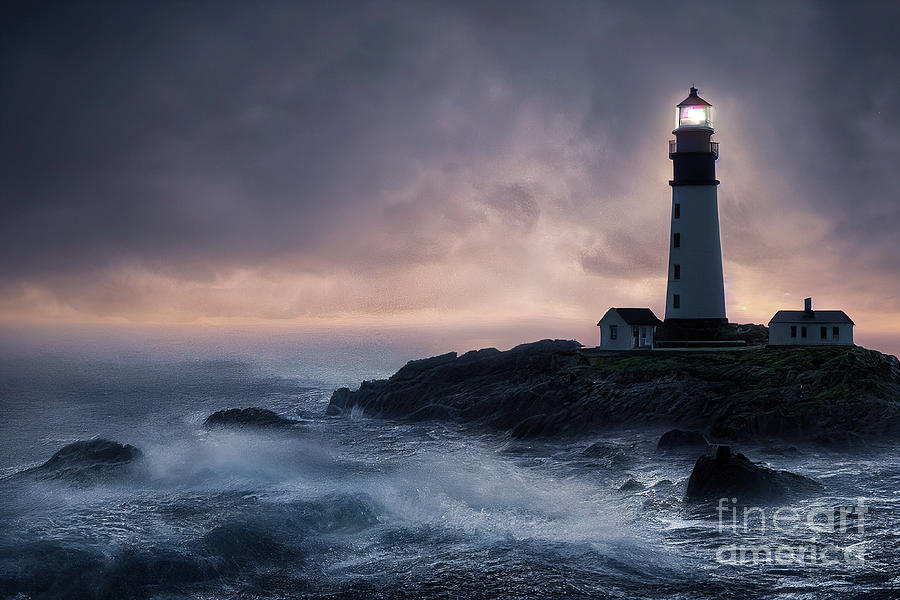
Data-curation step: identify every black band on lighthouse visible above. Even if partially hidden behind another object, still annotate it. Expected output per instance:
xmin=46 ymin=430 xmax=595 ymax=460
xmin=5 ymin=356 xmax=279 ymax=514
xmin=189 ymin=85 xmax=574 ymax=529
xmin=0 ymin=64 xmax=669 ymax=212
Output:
xmin=670 ymin=152 xmax=717 ymax=185
xmin=670 ymin=126 xmax=718 ymax=186
xmin=669 ymin=180 xmax=720 ymax=187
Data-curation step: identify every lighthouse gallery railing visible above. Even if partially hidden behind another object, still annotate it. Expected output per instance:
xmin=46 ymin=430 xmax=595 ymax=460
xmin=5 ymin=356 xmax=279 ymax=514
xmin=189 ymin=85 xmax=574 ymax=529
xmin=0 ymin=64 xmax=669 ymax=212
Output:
xmin=668 ymin=140 xmax=719 ymax=159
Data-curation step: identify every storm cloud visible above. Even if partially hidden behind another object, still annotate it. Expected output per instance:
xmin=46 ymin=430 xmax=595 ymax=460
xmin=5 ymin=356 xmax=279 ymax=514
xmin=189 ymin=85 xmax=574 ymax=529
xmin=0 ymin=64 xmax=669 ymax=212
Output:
xmin=1 ymin=1 xmax=899 ymax=349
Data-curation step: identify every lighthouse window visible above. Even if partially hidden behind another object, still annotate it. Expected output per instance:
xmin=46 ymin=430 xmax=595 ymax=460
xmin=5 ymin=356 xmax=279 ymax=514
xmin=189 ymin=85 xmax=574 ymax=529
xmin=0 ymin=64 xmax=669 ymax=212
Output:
xmin=833 ymin=326 xmax=840 ymax=339
xmin=801 ymin=326 xmax=807 ymax=338
xmin=673 ymin=294 xmax=680 ymax=309
xmin=673 ymin=264 xmax=681 ymax=280
xmin=609 ymin=325 xmax=618 ymax=340
xmin=790 ymin=326 xmax=797 ymax=338
xmin=679 ymin=105 xmax=711 ymax=127
xmin=673 ymin=233 xmax=681 ymax=248
xmin=674 ymin=204 xmax=681 ymax=219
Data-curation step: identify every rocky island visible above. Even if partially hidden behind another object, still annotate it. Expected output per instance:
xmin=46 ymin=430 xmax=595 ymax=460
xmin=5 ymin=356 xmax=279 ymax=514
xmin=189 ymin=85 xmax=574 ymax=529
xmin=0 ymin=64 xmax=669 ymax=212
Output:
xmin=326 ymin=339 xmax=900 ymax=445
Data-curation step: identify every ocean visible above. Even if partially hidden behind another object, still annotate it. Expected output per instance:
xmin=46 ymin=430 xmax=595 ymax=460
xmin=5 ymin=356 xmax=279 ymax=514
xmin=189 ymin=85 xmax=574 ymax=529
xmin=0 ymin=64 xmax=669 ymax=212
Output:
xmin=1 ymin=344 xmax=899 ymax=599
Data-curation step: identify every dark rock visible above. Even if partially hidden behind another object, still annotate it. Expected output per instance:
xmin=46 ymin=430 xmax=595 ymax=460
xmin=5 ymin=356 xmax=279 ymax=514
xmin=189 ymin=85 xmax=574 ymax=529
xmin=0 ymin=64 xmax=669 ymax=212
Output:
xmin=459 ymin=348 xmax=502 ymax=362
xmin=657 ymin=429 xmax=709 ymax=451
xmin=619 ymin=478 xmax=646 ymax=492
xmin=392 ymin=352 xmax=458 ymax=381
xmin=42 ymin=439 xmax=141 ymax=468
xmin=325 ymin=388 xmax=354 ymax=416
xmin=715 ymin=444 xmax=731 ymax=463
xmin=580 ymin=441 xmax=633 ymax=469
xmin=325 ymin=341 xmax=900 ymax=444
xmin=21 ymin=439 xmax=143 ymax=484
xmin=685 ymin=446 xmax=823 ymax=504
xmin=581 ymin=441 xmax=618 ymax=458
xmin=203 ymin=408 xmax=299 ymax=429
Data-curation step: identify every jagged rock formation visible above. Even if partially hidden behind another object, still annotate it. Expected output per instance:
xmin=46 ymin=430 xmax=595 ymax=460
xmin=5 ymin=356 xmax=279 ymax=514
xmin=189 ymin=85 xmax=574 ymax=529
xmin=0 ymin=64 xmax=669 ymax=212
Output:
xmin=685 ymin=446 xmax=823 ymax=503
xmin=326 ymin=339 xmax=900 ymax=444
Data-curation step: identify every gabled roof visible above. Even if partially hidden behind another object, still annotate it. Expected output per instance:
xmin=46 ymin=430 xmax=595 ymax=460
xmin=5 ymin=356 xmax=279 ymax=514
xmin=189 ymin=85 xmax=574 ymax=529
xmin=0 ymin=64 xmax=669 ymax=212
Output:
xmin=677 ymin=86 xmax=712 ymax=107
xmin=597 ymin=308 xmax=663 ymax=327
xmin=768 ymin=310 xmax=855 ymax=326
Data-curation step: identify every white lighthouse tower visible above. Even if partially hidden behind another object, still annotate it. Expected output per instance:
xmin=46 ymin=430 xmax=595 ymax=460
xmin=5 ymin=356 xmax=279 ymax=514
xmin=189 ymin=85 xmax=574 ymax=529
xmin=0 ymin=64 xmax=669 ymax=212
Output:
xmin=663 ymin=86 xmax=727 ymax=336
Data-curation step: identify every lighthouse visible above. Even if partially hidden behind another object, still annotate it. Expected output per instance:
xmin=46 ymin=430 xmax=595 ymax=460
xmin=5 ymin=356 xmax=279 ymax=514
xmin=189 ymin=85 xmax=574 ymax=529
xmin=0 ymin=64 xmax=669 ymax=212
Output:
xmin=663 ymin=86 xmax=727 ymax=336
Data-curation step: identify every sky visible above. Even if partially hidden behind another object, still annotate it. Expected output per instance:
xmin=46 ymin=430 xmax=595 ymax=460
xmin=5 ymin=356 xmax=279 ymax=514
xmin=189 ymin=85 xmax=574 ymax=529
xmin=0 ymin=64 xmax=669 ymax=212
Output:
xmin=2 ymin=1 xmax=900 ymax=357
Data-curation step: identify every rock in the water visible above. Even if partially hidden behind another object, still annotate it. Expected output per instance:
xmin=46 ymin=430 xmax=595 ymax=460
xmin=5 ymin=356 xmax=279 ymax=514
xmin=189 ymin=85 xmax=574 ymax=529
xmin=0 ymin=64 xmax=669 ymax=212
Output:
xmin=658 ymin=429 xmax=709 ymax=451
xmin=619 ymin=478 xmax=646 ymax=492
xmin=42 ymin=438 xmax=141 ymax=468
xmin=22 ymin=439 xmax=143 ymax=484
xmin=582 ymin=441 xmax=616 ymax=458
xmin=327 ymin=339 xmax=583 ymax=433
xmin=325 ymin=388 xmax=354 ymax=416
xmin=325 ymin=342 xmax=900 ymax=445
xmin=204 ymin=408 xmax=299 ymax=429
xmin=685 ymin=446 xmax=822 ymax=504
xmin=580 ymin=441 xmax=633 ymax=469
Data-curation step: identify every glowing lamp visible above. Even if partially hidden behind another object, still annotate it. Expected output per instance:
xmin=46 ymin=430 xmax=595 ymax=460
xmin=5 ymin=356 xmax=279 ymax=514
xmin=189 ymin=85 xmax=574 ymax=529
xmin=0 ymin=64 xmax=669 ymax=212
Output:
xmin=675 ymin=87 xmax=713 ymax=129
xmin=680 ymin=106 xmax=709 ymax=125
xmin=677 ymin=104 xmax=712 ymax=128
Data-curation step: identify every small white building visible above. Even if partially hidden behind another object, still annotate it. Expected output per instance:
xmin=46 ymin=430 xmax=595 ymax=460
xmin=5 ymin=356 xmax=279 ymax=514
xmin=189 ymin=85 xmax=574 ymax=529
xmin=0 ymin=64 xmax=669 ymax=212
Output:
xmin=768 ymin=298 xmax=854 ymax=346
xmin=597 ymin=308 xmax=663 ymax=349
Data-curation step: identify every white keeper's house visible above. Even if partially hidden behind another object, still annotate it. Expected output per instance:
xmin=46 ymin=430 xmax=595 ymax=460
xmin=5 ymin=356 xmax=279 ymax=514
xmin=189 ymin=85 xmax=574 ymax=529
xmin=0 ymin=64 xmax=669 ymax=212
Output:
xmin=597 ymin=308 xmax=663 ymax=349
xmin=768 ymin=298 xmax=854 ymax=346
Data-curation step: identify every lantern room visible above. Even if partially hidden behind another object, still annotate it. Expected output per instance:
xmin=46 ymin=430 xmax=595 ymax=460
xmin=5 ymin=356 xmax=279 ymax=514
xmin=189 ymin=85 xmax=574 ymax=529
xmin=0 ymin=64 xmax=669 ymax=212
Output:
xmin=676 ymin=86 xmax=713 ymax=129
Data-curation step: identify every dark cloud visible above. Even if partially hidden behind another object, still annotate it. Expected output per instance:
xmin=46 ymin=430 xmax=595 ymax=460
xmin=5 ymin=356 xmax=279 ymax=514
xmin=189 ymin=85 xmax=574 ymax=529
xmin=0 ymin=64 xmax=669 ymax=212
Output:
xmin=480 ymin=183 xmax=541 ymax=230
xmin=1 ymin=1 xmax=899 ymax=327
xmin=581 ymin=229 xmax=664 ymax=278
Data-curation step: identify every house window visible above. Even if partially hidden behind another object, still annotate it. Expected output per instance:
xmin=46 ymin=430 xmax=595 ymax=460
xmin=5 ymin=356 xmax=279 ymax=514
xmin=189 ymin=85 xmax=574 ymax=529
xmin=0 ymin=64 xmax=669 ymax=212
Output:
xmin=673 ymin=233 xmax=681 ymax=248
xmin=610 ymin=325 xmax=617 ymax=340
xmin=833 ymin=326 xmax=840 ymax=339
xmin=673 ymin=264 xmax=681 ymax=280
xmin=801 ymin=326 xmax=807 ymax=338
xmin=673 ymin=294 xmax=680 ymax=309
xmin=674 ymin=204 xmax=681 ymax=219
xmin=820 ymin=326 xmax=827 ymax=340
xmin=790 ymin=326 xmax=797 ymax=338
